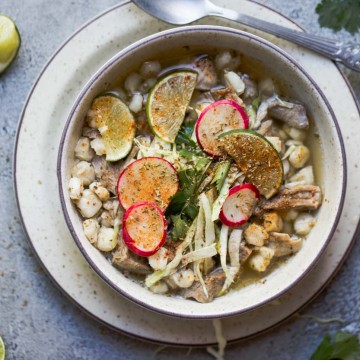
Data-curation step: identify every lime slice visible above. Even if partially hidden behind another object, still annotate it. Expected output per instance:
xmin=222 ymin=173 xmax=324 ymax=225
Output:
xmin=0 ymin=336 xmax=5 ymax=360
xmin=89 ymin=95 xmax=136 ymax=162
xmin=219 ymin=129 xmax=283 ymax=199
xmin=0 ymin=15 xmax=21 ymax=74
xmin=147 ymin=70 xmax=197 ymax=143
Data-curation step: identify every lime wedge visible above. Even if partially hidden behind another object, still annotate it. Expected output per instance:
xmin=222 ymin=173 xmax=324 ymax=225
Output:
xmin=0 ymin=336 xmax=5 ymax=360
xmin=219 ymin=129 xmax=283 ymax=199
xmin=0 ymin=15 xmax=21 ymax=74
xmin=89 ymin=95 xmax=136 ymax=162
xmin=147 ymin=70 xmax=197 ymax=143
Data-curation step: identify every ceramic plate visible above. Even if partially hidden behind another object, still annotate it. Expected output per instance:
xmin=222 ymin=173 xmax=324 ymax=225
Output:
xmin=14 ymin=0 xmax=360 ymax=345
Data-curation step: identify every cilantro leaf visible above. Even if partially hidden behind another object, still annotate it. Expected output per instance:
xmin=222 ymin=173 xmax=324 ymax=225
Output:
xmin=166 ymin=157 xmax=212 ymax=221
xmin=170 ymin=214 xmax=190 ymax=241
xmin=175 ymin=130 xmax=197 ymax=148
xmin=311 ymin=335 xmax=334 ymax=360
xmin=332 ymin=332 xmax=360 ymax=360
xmin=211 ymin=160 xmax=231 ymax=192
xmin=166 ymin=187 xmax=190 ymax=215
xmin=311 ymin=332 xmax=360 ymax=360
xmin=316 ymin=0 xmax=360 ymax=34
xmin=195 ymin=157 xmax=211 ymax=171
xmin=178 ymin=149 xmax=197 ymax=159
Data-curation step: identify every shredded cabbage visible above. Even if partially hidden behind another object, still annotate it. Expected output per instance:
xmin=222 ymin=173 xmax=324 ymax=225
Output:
xmin=206 ymin=319 xmax=227 ymax=360
xmin=219 ymin=225 xmax=230 ymax=279
xmin=220 ymin=229 xmax=243 ymax=294
xmin=246 ymin=105 xmax=257 ymax=129
xmin=228 ymin=229 xmax=242 ymax=267
xmin=199 ymin=193 xmax=216 ymax=246
xmin=220 ymin=267 xmax=240 ymax=296
xmin=194 ymin=262 xmax=207 ymax=298
xmin=205 ymin=188 xmax=217 ymax=207
xmin=297 ymin=314 xmax=345 ymax=324
xmin=145 ymin=218 xmax=197 ymax=287
xmin=194 ymin=205 xmax=205 ymax=249
xmin=134 ymin=137 xmax=180 ymax=166
xmin=181 ymin=244 xmax=217 ymax=267
xmin=194 ymin=205 xmax=208 ymax=298
xmin=212 ymin=181 xmax=231 ymax=222
xmin=200 ymin=192 xmax=216 ymax=274
xmin=212 ymin=167 xmax=242 ymax=221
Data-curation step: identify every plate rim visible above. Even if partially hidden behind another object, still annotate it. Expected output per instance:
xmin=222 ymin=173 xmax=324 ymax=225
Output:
xmin=12 ymin=0 xmax=360 ymax=346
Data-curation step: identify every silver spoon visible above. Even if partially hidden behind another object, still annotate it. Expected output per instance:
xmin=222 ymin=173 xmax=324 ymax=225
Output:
xmin=132 ymin=0 xmax=360 ymax=72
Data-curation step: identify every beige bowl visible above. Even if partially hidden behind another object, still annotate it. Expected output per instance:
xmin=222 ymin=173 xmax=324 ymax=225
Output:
xmin=58 ymin=25 xmax=346 ymax=319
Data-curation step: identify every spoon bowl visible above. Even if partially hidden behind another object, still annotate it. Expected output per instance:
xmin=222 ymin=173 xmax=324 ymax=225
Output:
xmin=132 ymin=0 xmax=211 ymax=25
xmin=132 ymin=0 xmax=360 ymax=72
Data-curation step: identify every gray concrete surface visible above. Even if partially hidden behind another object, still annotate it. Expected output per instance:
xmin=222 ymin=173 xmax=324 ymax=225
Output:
xmin=0 ymin=1 xmax=359 ymax=359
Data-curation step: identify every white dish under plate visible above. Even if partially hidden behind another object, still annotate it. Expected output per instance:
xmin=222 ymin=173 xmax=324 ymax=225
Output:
xmin=14 ymin=0 xmax=360 ymax=345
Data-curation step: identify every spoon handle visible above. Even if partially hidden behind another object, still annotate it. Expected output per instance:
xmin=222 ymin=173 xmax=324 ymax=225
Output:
xmin=209 ymin=4 xmax=360 ymax=72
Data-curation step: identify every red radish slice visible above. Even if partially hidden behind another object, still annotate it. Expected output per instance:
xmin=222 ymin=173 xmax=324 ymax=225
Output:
xmin=117 ymin=156 xmax=179 ymax=211
xmin=122 ymin=202 xmax=167 ymax=257
xmin=195 ymin=99 xmax=249 ymax=156
xmin=219 ymin=184 xmax=260 ymax=227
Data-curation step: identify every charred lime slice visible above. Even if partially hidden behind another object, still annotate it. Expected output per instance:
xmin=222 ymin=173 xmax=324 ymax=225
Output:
xmin=89 ymin=95 xmax=136 ymax=162
xmin=219 ymin=129 xmax=283 ymax=199
xmin=0 ymin=15 xmax=21 ymax=74
xmin=147 ymin=70 xmax=197 ymax=143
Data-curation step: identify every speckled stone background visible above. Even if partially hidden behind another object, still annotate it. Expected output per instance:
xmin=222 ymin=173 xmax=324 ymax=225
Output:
xmin=0 ymin=1 xmax=359 ymax=359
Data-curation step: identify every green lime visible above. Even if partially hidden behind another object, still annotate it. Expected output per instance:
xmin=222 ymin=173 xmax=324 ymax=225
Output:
xmin=89 ymin=95 xmax=136 ymax=162
xmin=219 ymin=129 xmax=283 ymax=199
xmin=0 ymin=14 xmax=21 ymax=74
xmin=0 ymin=336 xmax=5 ymax=360
xmin=147 ymin=70 xmax=197 ymax=143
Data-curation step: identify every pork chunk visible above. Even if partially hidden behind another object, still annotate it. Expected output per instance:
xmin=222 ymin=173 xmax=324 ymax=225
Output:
xmin=183 ymin=268 xmax=226 ymax=303
xmin=268 ymin=232 xmax=302 ymax=257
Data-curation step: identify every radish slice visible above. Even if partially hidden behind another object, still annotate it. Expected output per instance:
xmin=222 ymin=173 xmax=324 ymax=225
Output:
xmin=195 ymin=99 xmax=249 ymax=156
xmin=117 ymin=156 xmax=179 ymax=210
xmin=219 ymin=184 xmax=259 ymax=227
xmin=122 ymin=202 xmax=167 ymax=257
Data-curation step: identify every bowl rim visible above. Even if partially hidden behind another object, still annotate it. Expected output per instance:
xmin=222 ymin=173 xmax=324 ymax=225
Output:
xmin=57 ymin=25 xmax=347 ymax=319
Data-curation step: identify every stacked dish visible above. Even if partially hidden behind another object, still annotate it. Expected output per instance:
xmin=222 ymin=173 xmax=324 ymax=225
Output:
xmin=58 ymin=26 xmax=345 ymax=319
